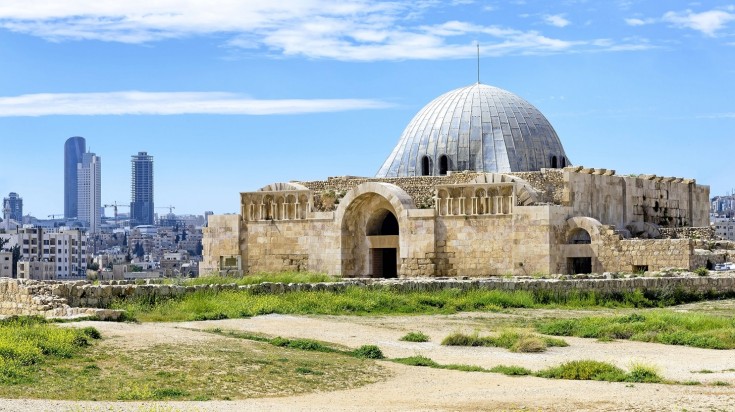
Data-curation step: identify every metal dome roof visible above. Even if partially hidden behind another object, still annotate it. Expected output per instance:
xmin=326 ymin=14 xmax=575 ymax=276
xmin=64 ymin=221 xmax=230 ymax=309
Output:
xmin=376 ymin=83 xmax=570 ymax=177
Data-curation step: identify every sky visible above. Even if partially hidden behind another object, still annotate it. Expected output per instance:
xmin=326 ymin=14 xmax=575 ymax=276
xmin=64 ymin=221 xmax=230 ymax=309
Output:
xmin=0 ymin=0 xmax=733 ymax=217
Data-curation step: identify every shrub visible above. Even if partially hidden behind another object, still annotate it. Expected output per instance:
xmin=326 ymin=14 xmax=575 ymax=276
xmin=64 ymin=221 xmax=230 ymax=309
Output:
xmin=353 ymin=345 xmax=384 ymax=360
xmin=441 ymin=332 xmax=486 ymax=347
xmin=393 ymin=355 xmax=438 ymax=367
xmin=627 ymin=363 xmax=663 ymax=383
xmin=81 ymin=327 xmax=102 ymax=340
xmin=511 ymin=336 xmax=546 ymax=353
xmin=400 ymin=331 xmax=430 ymax=343
xmin=489 ymin=365 xmax=532 ymax=376
xmin=694 ymin=267 xmax=709 ymax=277
xmin=536 ymin=360 xmax=627 ymax=382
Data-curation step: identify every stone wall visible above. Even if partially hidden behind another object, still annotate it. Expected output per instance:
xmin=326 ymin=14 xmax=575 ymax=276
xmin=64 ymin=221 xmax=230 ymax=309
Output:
xmin=660 ymin=227 xmax=716 ymax=240
xmin=201 ymin=215 xmax=242 ymax=275
xmin=4 ymin=276 xmax=735 ymax=319
xmin=0 ymin=278 xmax=122 ymax=319
xmin=564 ymin=166 xmax=710 ymax=230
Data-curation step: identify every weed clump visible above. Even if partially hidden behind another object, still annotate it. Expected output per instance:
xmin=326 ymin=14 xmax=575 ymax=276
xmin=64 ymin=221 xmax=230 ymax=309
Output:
xmin=400 ymin=332 xmax=430 ymax=343
xmin=353 ymin=345 xmax=384 ymax=360
xmin=489 ymin=365 xmax=533 ymax=376
xmin=441 ymin=330 xmax=568 ymax=353
xmin=393 ymin=355 xmax=439 ymax=367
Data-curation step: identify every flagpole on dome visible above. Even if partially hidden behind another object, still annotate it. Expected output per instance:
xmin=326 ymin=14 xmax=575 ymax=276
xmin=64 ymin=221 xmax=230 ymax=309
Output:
xmin=476 ymin=42 xmax=480 ymax=84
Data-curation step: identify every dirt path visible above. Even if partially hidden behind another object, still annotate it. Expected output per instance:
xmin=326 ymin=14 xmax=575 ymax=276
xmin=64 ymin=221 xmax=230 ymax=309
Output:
xmin=1 ymin=311 xmax=734 ymax=411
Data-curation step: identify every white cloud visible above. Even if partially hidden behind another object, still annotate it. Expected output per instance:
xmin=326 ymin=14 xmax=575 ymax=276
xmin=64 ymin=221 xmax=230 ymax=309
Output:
xmin=0 ymin=91 xmax=392 ymax=117
xmin=663 ymin=9 xmax=735 ymax=36
xmin=544 ymin=14 xmax=570 ymax=28
xmin=0 ymin=0 xmax=650 ymax=61
xmin=625 ymin=18 xmax=654 ymax=26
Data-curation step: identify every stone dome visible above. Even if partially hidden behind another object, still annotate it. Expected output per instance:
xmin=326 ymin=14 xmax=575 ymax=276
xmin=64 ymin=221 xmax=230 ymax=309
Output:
xmin=376 ymin=83 xmax=570 ymax=177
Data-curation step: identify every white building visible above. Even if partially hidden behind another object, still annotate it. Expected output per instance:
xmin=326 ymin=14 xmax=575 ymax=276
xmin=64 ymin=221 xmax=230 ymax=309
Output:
xmin=0 ymin=252 xmax=12 ymax=278
xmin=78 ymin=152 xmax=102 ymax=233
xmin=17 ymin=260 xmax=55 ymax=280
xmin=714 ymin=217 xmax=735 ymax=241
xmin=14 ymin=227 xmax=89 ymax=278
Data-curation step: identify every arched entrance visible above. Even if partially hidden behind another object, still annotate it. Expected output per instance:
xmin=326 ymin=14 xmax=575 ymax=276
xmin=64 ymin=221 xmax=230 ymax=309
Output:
xmin=367 ymin=210 xmax=399 ymax=278
xmin=336 ymin=183 xmax=415 ymax=278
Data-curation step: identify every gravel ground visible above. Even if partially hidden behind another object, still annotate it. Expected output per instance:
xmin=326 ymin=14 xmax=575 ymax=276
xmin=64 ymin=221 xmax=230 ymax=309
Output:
xmin=2 ymin=307 xmax=734 ymax=412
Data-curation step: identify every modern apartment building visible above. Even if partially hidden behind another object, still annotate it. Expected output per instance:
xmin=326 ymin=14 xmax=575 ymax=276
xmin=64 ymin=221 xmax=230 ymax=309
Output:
xmin=131 ymin=152 xmax=154 ymax=226
xmin=78 ymin=152 xmax=102 ymax=233
xmin=64 ymin=136 xmax=86 ymax=219
xmin=714 ymin=217 xmax=735 ymax=241
xmin=14 ymin=227 xmax=89 ymax=278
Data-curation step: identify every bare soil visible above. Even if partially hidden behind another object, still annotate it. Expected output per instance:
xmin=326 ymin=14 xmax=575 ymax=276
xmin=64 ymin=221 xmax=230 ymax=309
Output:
xmin=2 ymin=302 xmax=735 ymax=411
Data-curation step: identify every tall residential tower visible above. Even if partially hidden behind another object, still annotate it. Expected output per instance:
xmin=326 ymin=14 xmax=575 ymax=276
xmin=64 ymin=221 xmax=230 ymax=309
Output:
xmin=131 ymin=152 xmax=154 ymax=226
xmin=2 ymin=192 xmax=23 ymax=222
xmin=77 ymin=152 xmax=101 ymax=233
xmin=64 ymin=137 xmax=86 ymax=219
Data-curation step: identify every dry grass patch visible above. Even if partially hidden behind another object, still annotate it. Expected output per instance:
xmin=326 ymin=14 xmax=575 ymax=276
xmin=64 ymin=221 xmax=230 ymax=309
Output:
xmin=0 ymin=333 xmax=386 ymax=401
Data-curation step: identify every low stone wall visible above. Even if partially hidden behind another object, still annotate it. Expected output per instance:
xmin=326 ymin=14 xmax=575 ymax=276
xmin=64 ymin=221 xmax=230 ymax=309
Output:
xmin=0 ymin=278 xmax=123 ymax=320
xmin=3 ymin=274 xmax=735 ymax=318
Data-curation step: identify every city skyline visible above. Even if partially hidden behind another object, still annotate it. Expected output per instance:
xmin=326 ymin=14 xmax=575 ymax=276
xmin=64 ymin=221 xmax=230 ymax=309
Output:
xmin=0 ymin=1 xmax=734 ymax=217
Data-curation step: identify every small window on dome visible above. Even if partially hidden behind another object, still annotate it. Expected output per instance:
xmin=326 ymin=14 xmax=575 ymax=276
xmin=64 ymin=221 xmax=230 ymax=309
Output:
xmin=551 ymin=156 xmax=558 ymax=169
xmin=439 ymin=155 xmax=448 ymax=176
xmin=560 ymin=156 xmax=566 ymax=168
xmin=421 ymin=156 xmax=430 ymax=176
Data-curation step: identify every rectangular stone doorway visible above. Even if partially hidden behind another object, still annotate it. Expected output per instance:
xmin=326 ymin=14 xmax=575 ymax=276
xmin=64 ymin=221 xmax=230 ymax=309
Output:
xmin=370 ymin=248 xmax=397 ymax=278
xmin=568 ymin=257 xmax=592 ymax=275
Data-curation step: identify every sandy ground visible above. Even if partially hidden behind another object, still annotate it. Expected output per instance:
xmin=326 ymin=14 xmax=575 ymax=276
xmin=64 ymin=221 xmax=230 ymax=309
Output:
xmin=2 ymin=311 xmax=735 ymax=412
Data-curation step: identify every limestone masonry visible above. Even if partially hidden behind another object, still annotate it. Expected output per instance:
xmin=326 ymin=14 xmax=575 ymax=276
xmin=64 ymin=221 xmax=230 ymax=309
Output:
xmin=202 ymin=83 xmax=721 ymax=278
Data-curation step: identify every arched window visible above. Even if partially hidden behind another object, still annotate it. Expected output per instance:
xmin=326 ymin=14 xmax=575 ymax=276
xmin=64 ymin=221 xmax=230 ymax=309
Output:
xmin=439 ymin=155 xmax=448 ymax=176
xmin=421 ymin=156 xmax=430 ymax=176
xmin=568 ymin=228 xmax=592 ymax=244
xmin=551 ymin=155 xmax=558 ymax=169
xmin=560 ymin=156 xmax=566 ymax=168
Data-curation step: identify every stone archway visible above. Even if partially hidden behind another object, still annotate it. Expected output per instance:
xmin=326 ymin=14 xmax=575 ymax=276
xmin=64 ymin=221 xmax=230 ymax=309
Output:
xmin=335 ymin=183 xmax=414 ymax=278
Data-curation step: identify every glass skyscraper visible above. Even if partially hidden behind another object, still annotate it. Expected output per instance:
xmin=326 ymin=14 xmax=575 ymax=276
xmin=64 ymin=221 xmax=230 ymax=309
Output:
xmin=131 ymin=152 xmax=154 ymax=226
xmin=64 ymin=136 xmax=86 ymax=219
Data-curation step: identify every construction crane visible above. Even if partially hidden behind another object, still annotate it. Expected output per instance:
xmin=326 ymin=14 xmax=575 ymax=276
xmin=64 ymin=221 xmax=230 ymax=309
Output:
xmin=156 ymin=205 xmax=176 ymax=215
xmin=103 ymin=202 xmax=130 ymax=227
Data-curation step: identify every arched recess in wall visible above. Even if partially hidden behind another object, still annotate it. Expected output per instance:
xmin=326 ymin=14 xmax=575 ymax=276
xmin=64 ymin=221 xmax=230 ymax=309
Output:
xmin=560 ymin=156 xmax=566 ymax=168
xmin=439 ymin=155 xmax=448 ymax=176
xmin=421 ymin=156 xmax=431 ymax=176
xmin=568 ymin=228 xmax=592 ymax=244
xmin=336 ymin=182 xmax=415 ymax=278
xmin=551 ymin=155 xmax=558 ymax=169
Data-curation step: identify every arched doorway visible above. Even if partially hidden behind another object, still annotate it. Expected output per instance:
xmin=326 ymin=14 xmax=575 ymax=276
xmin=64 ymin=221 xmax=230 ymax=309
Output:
xmin=337 ymin=183 xmax=414 ymax=278
xmin=367 ymin=210 xmax=399 ymax=278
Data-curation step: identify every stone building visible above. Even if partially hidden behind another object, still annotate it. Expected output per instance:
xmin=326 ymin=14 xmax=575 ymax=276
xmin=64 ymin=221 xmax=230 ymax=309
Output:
xmin=203 ymin=83 xmax=711 ymax=277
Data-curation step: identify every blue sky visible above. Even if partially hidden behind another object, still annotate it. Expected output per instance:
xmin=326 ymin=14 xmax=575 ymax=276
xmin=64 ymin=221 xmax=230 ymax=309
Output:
xmin=0 ymin=0 xmax=733 ymax=217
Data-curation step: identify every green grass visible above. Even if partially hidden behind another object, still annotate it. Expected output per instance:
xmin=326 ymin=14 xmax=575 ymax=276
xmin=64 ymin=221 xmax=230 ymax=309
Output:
xmin=400 ymin=331 xmax=430 ymax=342
xmin=441 ymin=330 xmax=568 ymax=353
xmin=489 ymin=365 xmax=533 ymax=376
xmin=112 ymin=285 xmax=728 ymax=323
xmin=206 ymin=329 xmax=384 ymax=360
xmin=536 ymin=311 xmax=735 ymax=349
xmin=0 ymin=316 xmax=101 ymax=385
xmin=391 ymin=356 xmax=664 ymax=384
xmin=0 ymin=328 xmax=384 ymax=401
xmin=181 ymin=272 xmax=341 ymax=286
xmin=536 ymin=360 xmax=663 ymax=383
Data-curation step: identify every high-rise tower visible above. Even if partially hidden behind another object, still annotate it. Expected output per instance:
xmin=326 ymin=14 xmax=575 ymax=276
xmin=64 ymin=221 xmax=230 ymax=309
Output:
xmin=64 ymin=136 xmax=86 ymax=219
xmin=131 ymin=152 xmax=154 ymax=226
xmin=2 ymin=192 xmax=23 ymax=222
xmin=77 ymin=152 xmax=101 ymax=233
